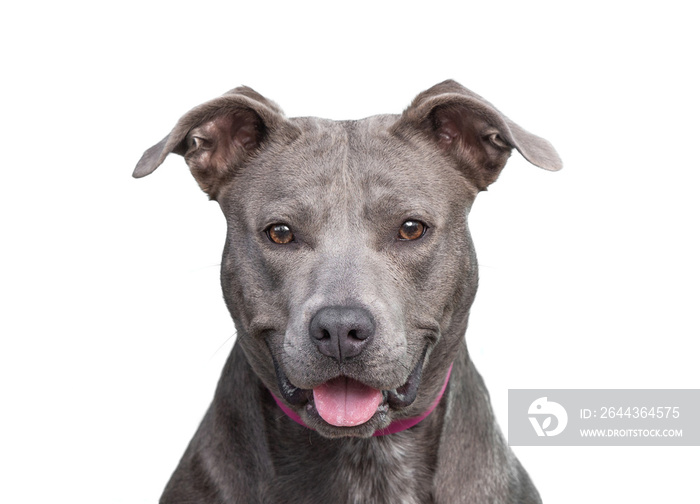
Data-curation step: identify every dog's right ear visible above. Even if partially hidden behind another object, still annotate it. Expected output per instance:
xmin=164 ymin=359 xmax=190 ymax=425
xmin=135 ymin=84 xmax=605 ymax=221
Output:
xmin=133 ymin=86 xmax=300 ymax=199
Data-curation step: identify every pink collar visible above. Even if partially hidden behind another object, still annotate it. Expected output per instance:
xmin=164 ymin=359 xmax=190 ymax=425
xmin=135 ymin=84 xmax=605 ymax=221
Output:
xmin=270 ymin=363 xmax=452 ymax=436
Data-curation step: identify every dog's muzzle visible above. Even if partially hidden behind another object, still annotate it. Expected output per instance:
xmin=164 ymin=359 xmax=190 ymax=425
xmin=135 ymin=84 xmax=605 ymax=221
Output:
xmin=270 ymin=350 xmax=452 ymax=436
xmin=271 ymin=346 xmax=435 ymax=431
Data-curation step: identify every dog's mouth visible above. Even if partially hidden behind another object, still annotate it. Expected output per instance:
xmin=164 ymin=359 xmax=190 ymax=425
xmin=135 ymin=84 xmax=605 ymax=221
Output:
xmin=272 ymin=349 xmax=427 ymax=429
xmin=312 ymin=377 xmax=384 ymax=427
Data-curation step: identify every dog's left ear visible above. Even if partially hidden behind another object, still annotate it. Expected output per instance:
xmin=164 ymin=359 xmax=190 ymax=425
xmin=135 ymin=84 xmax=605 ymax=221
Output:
xmin=393 ymin=80 xmax=562 ymax=190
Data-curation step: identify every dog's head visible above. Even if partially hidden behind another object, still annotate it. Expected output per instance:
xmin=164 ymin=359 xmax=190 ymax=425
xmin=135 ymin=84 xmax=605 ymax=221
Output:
xmin=134 ymin=80 xmax=561 ymax=438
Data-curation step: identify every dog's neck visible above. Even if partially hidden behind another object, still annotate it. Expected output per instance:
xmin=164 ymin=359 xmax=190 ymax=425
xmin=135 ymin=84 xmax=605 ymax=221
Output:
xmin=269 ymin=363 xmax=452 ymax=436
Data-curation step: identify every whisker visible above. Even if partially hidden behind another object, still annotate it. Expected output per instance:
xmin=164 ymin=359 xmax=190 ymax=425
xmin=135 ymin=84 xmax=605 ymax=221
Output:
xmin=210 ymin=332 xmax=237 ymax=360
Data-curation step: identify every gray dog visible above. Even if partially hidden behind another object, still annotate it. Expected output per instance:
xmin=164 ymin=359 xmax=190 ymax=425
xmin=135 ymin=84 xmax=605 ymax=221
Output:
xmin=134 ymin=80 xmax=561 ymax=503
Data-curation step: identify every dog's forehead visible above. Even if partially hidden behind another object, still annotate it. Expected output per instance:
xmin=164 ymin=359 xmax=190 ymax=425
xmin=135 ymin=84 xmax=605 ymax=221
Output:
xmin=223 ymin=114 xmax=474 ymax=224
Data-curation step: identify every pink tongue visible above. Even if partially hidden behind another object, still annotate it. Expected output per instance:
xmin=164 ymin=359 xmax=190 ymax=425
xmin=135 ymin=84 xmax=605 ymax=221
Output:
xmin=313 ymin=377 xmax=383 ymax=427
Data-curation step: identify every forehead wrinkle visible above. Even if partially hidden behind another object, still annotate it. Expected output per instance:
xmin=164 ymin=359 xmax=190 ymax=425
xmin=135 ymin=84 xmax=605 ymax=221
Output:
xmin=256 ymin=122 xmax=356 ymax=238
xmin=345 ymin=128 xmax=448 ymax=226
xmin=259 ymin=197 xmax=318 ymax=226
xmin=306 ymin=121 xmax=357 ymax=235
xmin=333 ymin=121 xmax=353 ymax=229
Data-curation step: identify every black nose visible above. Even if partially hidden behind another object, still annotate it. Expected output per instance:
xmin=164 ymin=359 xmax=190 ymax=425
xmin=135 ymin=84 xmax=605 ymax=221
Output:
xmin=309 ymin=306 xmax=375 ymax=362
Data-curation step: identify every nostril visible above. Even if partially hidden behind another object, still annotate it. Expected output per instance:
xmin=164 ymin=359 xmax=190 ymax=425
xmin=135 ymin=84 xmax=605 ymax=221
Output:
xmin=309 ymin=306 xmax=375 ymax=362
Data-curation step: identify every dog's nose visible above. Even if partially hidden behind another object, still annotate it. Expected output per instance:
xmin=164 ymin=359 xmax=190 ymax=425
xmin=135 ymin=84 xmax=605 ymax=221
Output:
xmin=309 ymin=306 xmax=375 ymax=362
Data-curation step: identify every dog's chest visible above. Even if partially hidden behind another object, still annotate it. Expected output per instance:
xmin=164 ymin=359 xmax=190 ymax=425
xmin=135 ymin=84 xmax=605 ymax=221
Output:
xmin=335 ymin=437 xmax=427 ymax=503
xmin=268 ymin=432 xmax=436 ymax=504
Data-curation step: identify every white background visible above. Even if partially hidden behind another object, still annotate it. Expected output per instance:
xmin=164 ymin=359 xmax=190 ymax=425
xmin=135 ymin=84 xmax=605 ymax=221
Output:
xmin=1 ymin=1 xmax=698 ymax=502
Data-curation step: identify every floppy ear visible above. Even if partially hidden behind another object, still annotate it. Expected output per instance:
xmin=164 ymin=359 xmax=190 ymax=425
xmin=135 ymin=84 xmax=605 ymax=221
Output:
xmin=393 ymin=80 xmax=562 ymax=190
xmin=133 ymin=86 xmax=300 ymax=199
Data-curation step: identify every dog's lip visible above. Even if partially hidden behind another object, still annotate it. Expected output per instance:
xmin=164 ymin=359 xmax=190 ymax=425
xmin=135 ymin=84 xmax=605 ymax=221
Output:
xmin=271 ymin=348 xmax=428 ymax=415
xmin=271 ymin=355 xmax=310 ymax=406
xmin=385 ymin=346 xmax=427 ymax=408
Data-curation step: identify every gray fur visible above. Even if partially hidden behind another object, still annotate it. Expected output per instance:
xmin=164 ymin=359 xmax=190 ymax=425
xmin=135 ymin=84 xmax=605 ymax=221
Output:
xmin=134 ymin=80 xmax=561 ymax=503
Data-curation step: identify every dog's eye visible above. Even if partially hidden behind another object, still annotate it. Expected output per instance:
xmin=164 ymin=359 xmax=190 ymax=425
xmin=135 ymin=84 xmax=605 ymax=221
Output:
xmin=398 ymin=220 xmax=426 ymax=241
xmin=266 ymin=224 xmax=294 ymax=245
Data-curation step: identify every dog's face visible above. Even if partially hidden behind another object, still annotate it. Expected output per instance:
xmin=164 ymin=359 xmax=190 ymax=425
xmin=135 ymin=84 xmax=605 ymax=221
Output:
xmin=217 ymin=115 xmax=479 ymax=437
xmin=134 ymin=81 xmax=561 ymax=438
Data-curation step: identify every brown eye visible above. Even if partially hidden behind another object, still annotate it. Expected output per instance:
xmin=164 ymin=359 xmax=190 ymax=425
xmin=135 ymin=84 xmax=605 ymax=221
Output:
xmin=267 ymin=224 xmax=294 ymax=244
xmin=398 ymin=220 xmax=426 ymax=241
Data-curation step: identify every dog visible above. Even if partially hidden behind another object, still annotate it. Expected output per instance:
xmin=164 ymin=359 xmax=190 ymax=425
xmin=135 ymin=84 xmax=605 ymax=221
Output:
xmin=134 ymin=80 xmax=561 ymax=503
